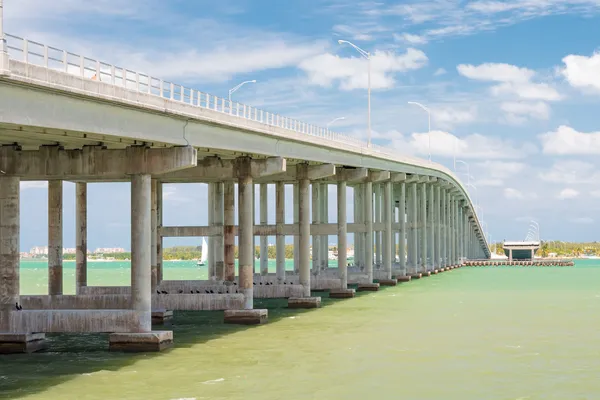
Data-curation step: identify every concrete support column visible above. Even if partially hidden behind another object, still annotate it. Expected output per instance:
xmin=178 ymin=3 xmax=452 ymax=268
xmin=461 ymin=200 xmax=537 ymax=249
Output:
xmin=150 ymin=180 xmax=158 ymax=291
xmin=428 ymin=184 xmax=435 ymax=270
xmin=238 ymin=162 xmax=254 ymax=309
xmin=449 ymin=196 xmax=454 ymax=265
xmin=223 ymin=182 xmax=235 ymax=282
xmin=447 ymin=194 xmax=452 ymax=267
xmin=320 ymin=183 xmax=328 ymax=272
xmin=354 ymin=185 xmax=363 ymax=268
xmin=464 ymin=213 xmax=469 ymax=260
xmin=156 ymin=182 xmax=163 ymax=284
xmin=383 ymin=180 xmax=392 ymax=279
xmin=131 ymin=174 xmax=152 ymax=332
xmin=207 ymin=183 xmax=215 ymax=279
xmin=434 ymin=186 xmax=441 ymax=269
xmin=293 ymin=183 xmax=300 ymax=274
xmin=408 ymin=183 xmax=418 ymax=274
xmin=298 ymin=177 xmax=311 ymax=296
xmin=0 ymin=176 xmax=20 ymax=332
xmin=337 ymin=181 xmax=347 ymax=289
xmin=454 ymin=198 xmax=459 ymax=265
xmin=214 ymin=183 xmax=224 ymax=279
xmin=375 ymin=184 xmax=382 ymax=267
xmin=509 ymin=248 xmax=513 ymax=262
xmin=75 ymin=182 xmax=87 ymax=294
xmin=392 ymin=201 xmax=397 ymax=264
xmin=48 ymin=180 xmax=63 ymax=296
xmin=312 ymin=183 xmax=320 ymax=275
xmin=259 ymin=183 xmax=268 ymax=276
xmin=441 ymin=189 xmax=447 ymax=267
xmin=419 ymin=182 xmax=427 ymax=272
xmin=399 ymin=182 xmax=406 ymax=274
xmin=275 ymin=182 xmax=285 ymax=283
xmin=364 ymin=181 xmax=374 ymax=281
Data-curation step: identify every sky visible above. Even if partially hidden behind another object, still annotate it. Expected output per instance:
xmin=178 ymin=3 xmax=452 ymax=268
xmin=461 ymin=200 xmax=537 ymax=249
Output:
xmin=5 ymin=0 xmax=600 ymax=251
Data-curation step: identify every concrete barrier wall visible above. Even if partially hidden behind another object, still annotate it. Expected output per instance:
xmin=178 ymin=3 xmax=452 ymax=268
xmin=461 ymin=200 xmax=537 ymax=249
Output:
xmin=79 ymin=286 xmax=131 ymax=295
xmin=21 ymin=295 xmax=130 ymax=309
xmin=152 ymin=294 xmax=244 ymax=310
xmin=9 ymin=310 xmax=146 ymax=333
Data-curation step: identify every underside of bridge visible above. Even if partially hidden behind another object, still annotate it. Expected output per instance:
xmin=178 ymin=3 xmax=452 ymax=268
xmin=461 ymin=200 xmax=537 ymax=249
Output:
xmin=0 ymin=49 xmax=490 ymax=354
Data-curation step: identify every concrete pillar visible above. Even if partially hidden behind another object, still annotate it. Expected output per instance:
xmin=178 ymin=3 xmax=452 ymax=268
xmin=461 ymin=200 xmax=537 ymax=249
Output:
xmin=293 ymin=183 xmax=300 ymax=274
xmin=355 ymin=184 xmax=363 ymax=269
xmin=75 ymin=182 xmax=87 ymax=294
xmin=408 ymin=183 xmax=418 ymax=273
xmin=399 ymin=182 xmax=406 ymax=274
xmin=207 ymin=183 xmax=215 ymax=279
xmin=509 ymin=248 xmax=513 ymax=262
xmin=531 ymin=248 xmax=534 ymax=260
xmin=312 ymin=183 xmax=320 ymax=275
xmin=275 ymin=182 xmax=285 ymax=283
xmin=392 ymin=201 xmax=397 ymax=264
xmin=156 ymin=182 xmax=164 ymax=284
xmin=434 ymin=186 xmax=441 ymax=269
xmin=320 ymin=183 xmax=328 ymax=271
xmin=214 ymin=183 xmax=224 ymax=279
xmin=464 ymin=212 xmax=469 ymax=260
xmin=0 ymin=176 xmax=20 ymax=332
xmin=454 ymin=198 xmax=459 ymax=265
xmin=337 ymin=180 xmax=347 ymax=289
xmin=259 ymin=183 xmax=268 ymax=276
xmin=238 ymin=162 xmax=254 ymax=309
xmin=383 ymin=180 xmax=392 ymax=279
xmin=375 ymin=184 xmax=382 ymax=266
xmin=150 ymin=180 xmax=158 ymax=290
xmin=48 ymin=180 xmax=63 ymax=296
xmin=428 ymin=184 xmax=435 ymax=270
xmin=441 ymin=189 xmax=447 ymax=267
xmin=131 ymin=174 xmax=151 ymax=332
xmin=364 ymin=181 xmax=374 ymax=281
xmin=299 ymin=177 xmax=311 ymax=296
xmin=420 ymin=182 xmax=427 ymax=272
xmin=223 ymin=182 xmax=235 ymax=282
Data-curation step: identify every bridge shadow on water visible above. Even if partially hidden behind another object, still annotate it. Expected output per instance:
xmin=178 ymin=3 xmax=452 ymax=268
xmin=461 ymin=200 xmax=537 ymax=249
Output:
xmin=0 ymin=286 xmax=395 ymax=399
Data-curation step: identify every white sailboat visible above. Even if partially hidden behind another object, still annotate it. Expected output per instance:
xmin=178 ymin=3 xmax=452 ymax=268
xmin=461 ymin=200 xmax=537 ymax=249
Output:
xmin=197 ymin=237 xmax=208 ymax=266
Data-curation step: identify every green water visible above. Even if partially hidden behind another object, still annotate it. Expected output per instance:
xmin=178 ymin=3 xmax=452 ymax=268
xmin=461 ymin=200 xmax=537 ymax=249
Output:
xmin=3 ymin=261 xmax=600 ymax=399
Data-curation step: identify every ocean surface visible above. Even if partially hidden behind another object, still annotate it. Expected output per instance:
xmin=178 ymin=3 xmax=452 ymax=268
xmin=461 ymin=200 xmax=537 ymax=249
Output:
xmin=2 ymin=259 xmax=600 ymax=399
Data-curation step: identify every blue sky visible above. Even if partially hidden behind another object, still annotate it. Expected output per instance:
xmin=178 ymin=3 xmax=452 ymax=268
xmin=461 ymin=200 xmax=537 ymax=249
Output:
xmin=5 ymin=0 xmax=600 ymax=250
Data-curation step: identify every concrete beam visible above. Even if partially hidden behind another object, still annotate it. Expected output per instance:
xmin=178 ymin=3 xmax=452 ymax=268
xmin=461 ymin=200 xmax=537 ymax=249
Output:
xmin=307 ymin=164 xmax=336 ymax=180
xmin=405 ymin=174 xmax=420 ymax=183
xmin=160 ymin=156 xmax=285 ymax=182
xmin=0 ymin=145 xmax=197 ymax=180
xmin=390 ymin=172 xmax=407 ymax=182
xmin=418 ymin=176 xmax=430 ymax=183
xmin=265 ymin=163 xmax=335 ymax=182
xmin=369 ymin=171 xmax=390 ymax=182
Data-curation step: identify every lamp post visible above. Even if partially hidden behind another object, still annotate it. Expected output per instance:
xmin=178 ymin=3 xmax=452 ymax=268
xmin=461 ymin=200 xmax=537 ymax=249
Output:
xmin=326 ymin=116 xmax=346 ymax=130
xmin=228 ymin=80 xmax=256 ymax=102
xmin=338 ymin=40 xmax=371 ymax=147
xmin=0 ymin=0 xmax=7 ymax=73
xmin=408 ymin=101 xmax=431 ymax=161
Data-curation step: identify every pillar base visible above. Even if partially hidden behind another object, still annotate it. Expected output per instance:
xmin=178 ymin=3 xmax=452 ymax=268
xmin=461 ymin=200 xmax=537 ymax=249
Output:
xmin=109 ymin=331 xmax=173 ymax=352
xmin=329 ymin=288 xmax=356 ymax=299
xmin=224 ymin=309 xmax=268 ymax=325
xmin=433 ymin=269 xmax=439 ymax=274
xmin=410 ymin=273 xmax=422 ymax=279
xmin=0 ymin=333 xmax=48 ymax=354
xmin=357 ymin=283 xmax=380 ymax=292
xmin=151 ymin=309 xmax=173 ymax=325
xmin=422 ymin=271 xmax=432 ymax=277
xmin=396 ymin=276 xmax=412 ymax=282
xmin=378 ymin=279 xmax=398 ymax=286
xmin=288 ymin=297 xmax=321 ymax=309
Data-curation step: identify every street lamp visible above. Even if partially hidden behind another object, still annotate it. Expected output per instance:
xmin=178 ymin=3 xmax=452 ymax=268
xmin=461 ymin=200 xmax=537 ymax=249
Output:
xmin=408 ymin=101 xmax=431 ymax=161
xmin=338 ymin=39 xmax=371 ymax=147
xmin=326 ymin=116 xmax=346 ymax=130
xmin=228 ymin=79 xmax=256 ymax=102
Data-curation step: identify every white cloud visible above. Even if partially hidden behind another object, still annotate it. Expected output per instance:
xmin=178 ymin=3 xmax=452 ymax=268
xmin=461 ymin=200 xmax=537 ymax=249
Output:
xmin=557 ymin=188 xmax=579 ymax=200
xmin=539 ymin=160 xmax=600 ymax=184
xmin=432 ymin=106 xmax=477 ymax=128
xmin=570 ymin=217 xmax=594 ymax=224
xmin=391 ymin=130 xmax=536 ymax=160
xmin=299 ymin=48 xmax=428 ymax=90
xmin=457 ymin=62 xmax=561 ymax=102
xmin=591 ymin=190 xmax=600 ymax=198
xmin=539 ymin=125 xmax=600 ymax=155
xmin=504 ymin=188 xmax=524 ymax=199
xmin=20 ymin=181 xmax=48 ymax=190
xmin=561 ymin=52 xmax=600 ymax=92
xmin=473 ymin=160 xmax=526 ymax=186
xmin=433 ymin=68 xmax=447 ymax=76
xmin=501 ymin=101 xmax=550 ymax=123
xmin=394 ymin=33 xmax=429 ymax=45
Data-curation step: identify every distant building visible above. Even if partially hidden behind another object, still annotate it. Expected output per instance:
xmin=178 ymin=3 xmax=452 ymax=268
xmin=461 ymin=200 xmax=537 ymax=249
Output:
xmin=30 ymin=246 xmax=48 ymax=255
xmin=94 ymin=247 xmax=126 ymax=254
xmin=63 ymin=248 xmax=76 ymax=254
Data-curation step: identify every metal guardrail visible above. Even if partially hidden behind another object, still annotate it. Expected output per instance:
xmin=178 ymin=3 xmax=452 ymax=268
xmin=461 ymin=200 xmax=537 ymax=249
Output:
xmin=3 ymin=33 xmax=490 ymax=255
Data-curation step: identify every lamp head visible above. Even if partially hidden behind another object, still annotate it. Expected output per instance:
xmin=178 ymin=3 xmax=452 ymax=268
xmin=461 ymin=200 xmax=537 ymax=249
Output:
xmin=250 ymin=80 xmax=257 ymax=83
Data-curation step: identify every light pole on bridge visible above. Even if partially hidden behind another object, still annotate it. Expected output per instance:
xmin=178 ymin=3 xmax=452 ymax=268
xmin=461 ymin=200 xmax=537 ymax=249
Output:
xmin=228 ymin=80 xmax=256 ymax=103
xmin=326 ymin=116 xmax=346 ymax=130
xmin=0 ymin=0 xmax=7 ymax=68
xmin=338 ymin=39 xmax=371 ymax=148
xmin=407 ymin=101 xmax=432 ymax=162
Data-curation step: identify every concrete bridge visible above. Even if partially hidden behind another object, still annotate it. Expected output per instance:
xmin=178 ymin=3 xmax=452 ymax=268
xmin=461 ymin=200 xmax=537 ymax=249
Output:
xmin=0 ymin=30 xmax=490 ymax=353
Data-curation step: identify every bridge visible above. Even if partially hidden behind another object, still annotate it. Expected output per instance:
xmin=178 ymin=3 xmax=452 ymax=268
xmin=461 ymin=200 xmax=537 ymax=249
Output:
xmin=0 ymin=25 xmax=490 ymax=352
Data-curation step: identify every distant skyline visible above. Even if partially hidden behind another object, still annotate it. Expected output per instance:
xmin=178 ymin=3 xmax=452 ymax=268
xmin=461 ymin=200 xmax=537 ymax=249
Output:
xmin=6 ymin=0 xmax=600 ymax=249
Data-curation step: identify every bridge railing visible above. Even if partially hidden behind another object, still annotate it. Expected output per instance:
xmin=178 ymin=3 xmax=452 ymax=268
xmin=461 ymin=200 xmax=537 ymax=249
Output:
xmin=3 ymin=33 xmax=489 ymax=254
